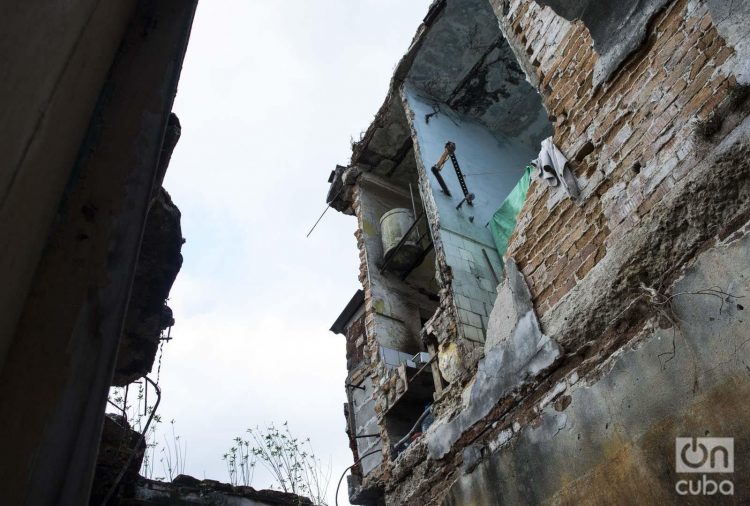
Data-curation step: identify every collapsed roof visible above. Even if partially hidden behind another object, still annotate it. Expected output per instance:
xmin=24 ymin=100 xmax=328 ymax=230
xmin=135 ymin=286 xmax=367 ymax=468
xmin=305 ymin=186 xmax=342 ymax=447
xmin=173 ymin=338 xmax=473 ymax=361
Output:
xmin=327 ymin=0 xmax=551 ymax=213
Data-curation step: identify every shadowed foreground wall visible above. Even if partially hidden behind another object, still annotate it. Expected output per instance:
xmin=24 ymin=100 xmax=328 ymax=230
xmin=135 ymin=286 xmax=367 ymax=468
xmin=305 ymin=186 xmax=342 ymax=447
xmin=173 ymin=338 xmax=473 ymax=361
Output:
xmin=0 ymin=1 xmax=196 ymax=504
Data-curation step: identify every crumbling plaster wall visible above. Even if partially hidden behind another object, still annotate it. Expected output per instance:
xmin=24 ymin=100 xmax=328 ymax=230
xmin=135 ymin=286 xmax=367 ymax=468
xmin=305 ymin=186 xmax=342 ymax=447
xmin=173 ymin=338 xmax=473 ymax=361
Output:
xmin=401 ymin=86 xmax=534 ymax=381
xmin=496 ymin=0 xmax=740 ymax=318
xmin=706 ymin=0 xmax=750 ymax=85
xmin=532 ymin=0 xmax=672 ymax=87
xmin=367 ymin=0 xmax=750 ymax=504
xmin=445 ymin=229 xmax=750 ymax=505
xmin=382 ymin=118 xmax=750 ymax=503
xmin=355 ymin=176 xmax=436 ymax=354
xmin=425 ymin=260 xmax=561 ymax=461
xmin=348 ymin=177 xmax=438 ymax=480
xmin=335 ymin=1 xmax=750 ymax=503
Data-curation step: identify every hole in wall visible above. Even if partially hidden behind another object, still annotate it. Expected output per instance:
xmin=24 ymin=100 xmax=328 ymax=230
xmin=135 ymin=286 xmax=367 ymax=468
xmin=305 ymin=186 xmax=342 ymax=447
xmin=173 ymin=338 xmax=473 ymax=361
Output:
xmin=574 ymin=141 xmax=595 ymax=162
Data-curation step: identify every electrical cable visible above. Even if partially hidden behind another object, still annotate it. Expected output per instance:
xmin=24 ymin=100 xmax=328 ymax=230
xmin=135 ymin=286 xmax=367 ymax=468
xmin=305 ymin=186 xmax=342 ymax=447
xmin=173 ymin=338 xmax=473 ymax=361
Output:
xmin=306 ymin=173 xmax=358 ymax=237
xmin=334 ymin=448 xmax=382 ymax=506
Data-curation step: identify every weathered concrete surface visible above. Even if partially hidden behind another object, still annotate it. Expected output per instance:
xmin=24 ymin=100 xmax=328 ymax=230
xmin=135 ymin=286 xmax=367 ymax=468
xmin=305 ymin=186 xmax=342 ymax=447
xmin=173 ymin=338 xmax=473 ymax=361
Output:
xmin=427 ymin=260 xmax=561 ymax=459
xmin=707 ymin=0 xmax=750 ymax=84
xmin=408 ymin=0 xmax=551 ymax=147
xmin=0 ymin=1 xmax=197 ymax=503
xmin=90 ymin=414 xmax=145 ymax=505
xmin=445 ymin=229 xmax=750 ymax=504
xmin=125 ymin=477 xmax=313 ymax=506
xmin=485 ymin=260 xmax=534 ymax=350
xmin=0 ymin=0 xmax=138 ymax=376
xmin=115 ymin=188 xmax=184 ymax=386
xmin=534 ymin=0 xmax=671 ymax=86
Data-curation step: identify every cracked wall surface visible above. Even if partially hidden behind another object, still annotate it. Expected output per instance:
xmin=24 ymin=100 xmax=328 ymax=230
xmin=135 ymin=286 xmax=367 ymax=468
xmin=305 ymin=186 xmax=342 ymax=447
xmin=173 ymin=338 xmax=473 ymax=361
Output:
xmin=326 ymin=0 xmax=750 ymax=504
xmin=532 ymin=0 xmax=671 ymax=86
xmin=706 ymin=0 xmax=750 ymax=84
xmin=0 ymin=1 xmax=197 ymax=502
xmin=446 ymin=230 xmax=750 ymax=504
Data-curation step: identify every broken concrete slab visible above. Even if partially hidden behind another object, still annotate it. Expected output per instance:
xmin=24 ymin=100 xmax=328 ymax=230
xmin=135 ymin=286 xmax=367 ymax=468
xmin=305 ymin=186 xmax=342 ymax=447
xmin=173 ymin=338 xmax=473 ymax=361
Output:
xmin=427 ymin=260 xmax=561 ymax=459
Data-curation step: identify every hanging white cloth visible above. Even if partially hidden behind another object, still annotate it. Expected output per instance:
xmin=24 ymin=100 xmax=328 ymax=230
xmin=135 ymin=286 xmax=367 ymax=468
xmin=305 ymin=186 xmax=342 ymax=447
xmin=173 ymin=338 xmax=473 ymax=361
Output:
xmin=533 ymin=137 xmax=579 ymax=199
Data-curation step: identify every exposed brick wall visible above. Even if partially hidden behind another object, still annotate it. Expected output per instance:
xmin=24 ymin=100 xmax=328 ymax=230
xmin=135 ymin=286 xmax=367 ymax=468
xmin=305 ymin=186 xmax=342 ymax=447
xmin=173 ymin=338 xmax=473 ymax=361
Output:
xmin=351 ymin=187 xmax=379 ymax=371
xmin=345 ymin=313 xmax=366 ymax=371
xmin=493 ymin=0 xmax=737 ymax=316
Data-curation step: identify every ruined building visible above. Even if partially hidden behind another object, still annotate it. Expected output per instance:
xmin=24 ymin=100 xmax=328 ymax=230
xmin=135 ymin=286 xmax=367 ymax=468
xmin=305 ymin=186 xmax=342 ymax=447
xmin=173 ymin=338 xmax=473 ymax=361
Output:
xmin=328 ymin=0 xmax=750 ymax=503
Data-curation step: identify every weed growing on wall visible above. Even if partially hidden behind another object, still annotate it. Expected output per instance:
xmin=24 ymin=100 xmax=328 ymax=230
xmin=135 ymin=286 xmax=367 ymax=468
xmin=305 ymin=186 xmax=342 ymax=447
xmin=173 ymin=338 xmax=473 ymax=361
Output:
xmin=160 ymin=419 xmax=187 ymax=481
xmin=223 ymin=422 xmax=331 ymax=505
xmin=223 ymin=436 xmax=256 ymax=486
xmin=106 ymin=381 xmax=171 ymax=481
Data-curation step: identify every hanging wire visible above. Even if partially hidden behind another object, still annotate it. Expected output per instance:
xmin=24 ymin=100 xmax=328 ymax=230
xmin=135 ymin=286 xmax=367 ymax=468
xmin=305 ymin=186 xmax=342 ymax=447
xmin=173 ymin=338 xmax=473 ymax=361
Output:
xmin=306 ymin=172 xmax=360 ymax=237
xmin=334 ymin=449 xmax=382 ymax=506
xmin=156 ymin=325 xmax=170 ymax=385
xmin=306 ymin=184 xmax=345 ymax=237
xmin=463 ymin=171 xmax=501 ymax=177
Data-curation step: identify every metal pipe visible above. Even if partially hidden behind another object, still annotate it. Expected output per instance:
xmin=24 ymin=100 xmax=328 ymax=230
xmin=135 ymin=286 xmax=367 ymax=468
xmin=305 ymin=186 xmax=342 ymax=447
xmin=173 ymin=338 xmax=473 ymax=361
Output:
xmin=334 ymin=449 xmax=382 ymax=506
xmin=100 ymin=376 xmax=162 ymax=506
xmin=409 ymin=184 xmax=421 ymax=242
xmin=393 ymin=405 xmax=432 ymax=452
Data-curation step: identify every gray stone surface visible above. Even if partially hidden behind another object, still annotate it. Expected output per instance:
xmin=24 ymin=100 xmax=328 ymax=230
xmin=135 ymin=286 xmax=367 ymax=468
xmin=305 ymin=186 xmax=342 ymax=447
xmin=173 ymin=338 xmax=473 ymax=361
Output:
xmin=426 ymin=261 xmax=561 ymax=459
xmin=535 ymin=0 xmax=671 ymax=86
xmin=445 ymin=230 xmax=750 ymax=505
xmin=707 ymin=0 xmax=750 ymax=84
xmin=409 ymin=0 xmax=551 ymax=148
xmin=485 ymin=260 xmax=533 ymax=350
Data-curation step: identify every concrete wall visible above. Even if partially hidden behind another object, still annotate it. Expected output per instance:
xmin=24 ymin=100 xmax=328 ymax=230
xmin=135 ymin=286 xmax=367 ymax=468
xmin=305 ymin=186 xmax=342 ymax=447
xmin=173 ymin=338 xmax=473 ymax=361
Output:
xmin=0 ymin=0 xmax=138 ymax=372
xmin=402 ymin=86 xmax=534 ymax=344
xmin=445 ymin=231 xmax=750 ymax=504
xmin=355 ymin=176 xmax=437 ymax=354
xmin=0 ymin=1 xmax=197 ymax=503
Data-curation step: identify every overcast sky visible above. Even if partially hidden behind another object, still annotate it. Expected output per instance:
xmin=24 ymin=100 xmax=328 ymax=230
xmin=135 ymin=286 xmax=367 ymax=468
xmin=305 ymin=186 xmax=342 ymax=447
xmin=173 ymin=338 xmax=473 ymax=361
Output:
xmin=151 ymin=1 xmax=431 ymax=504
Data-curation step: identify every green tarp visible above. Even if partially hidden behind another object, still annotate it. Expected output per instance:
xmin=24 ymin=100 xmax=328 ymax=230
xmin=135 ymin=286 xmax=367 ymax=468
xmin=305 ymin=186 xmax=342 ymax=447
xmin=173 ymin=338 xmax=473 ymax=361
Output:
xmin=489 ymin=165 xmax=533 ymax=267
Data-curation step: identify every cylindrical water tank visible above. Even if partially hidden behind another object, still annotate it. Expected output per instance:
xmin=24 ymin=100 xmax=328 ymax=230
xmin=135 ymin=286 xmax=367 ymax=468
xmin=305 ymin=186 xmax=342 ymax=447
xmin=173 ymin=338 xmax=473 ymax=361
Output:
xmin=379 ymin=208 xmax=423 ymax=271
